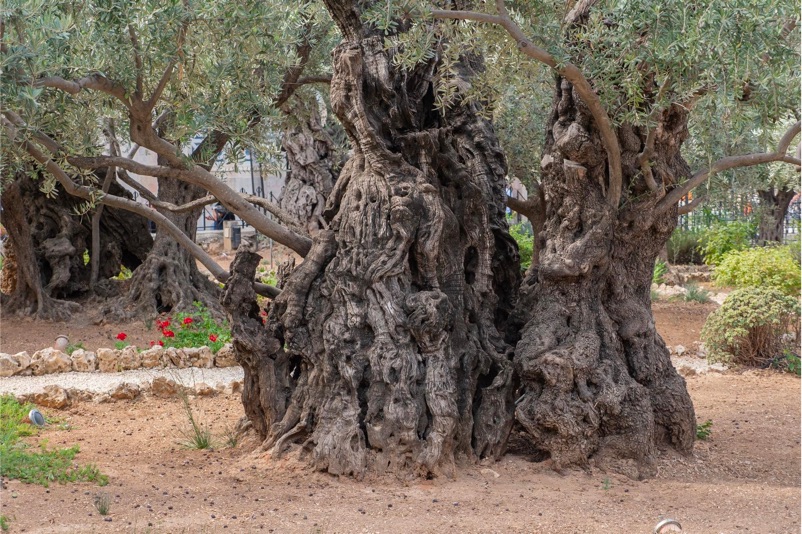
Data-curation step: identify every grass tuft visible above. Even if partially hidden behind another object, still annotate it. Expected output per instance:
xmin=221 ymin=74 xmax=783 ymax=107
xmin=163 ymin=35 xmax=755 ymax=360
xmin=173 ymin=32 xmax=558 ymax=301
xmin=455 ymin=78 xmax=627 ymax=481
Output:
xmin=177 ymin=390 xmax=213 ymax=450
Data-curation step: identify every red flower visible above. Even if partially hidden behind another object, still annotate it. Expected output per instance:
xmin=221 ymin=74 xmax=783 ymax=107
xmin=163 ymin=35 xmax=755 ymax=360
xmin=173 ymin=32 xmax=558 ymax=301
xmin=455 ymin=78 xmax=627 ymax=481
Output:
xmin=183 ymin=317 xmax=193 ymax=325
xmin=158 ymin=340 xmax=164 ymax=346
xmin=259 ymin=310 xmax=267 ymax=317
xmin=149 ymin=341 xmax=155 ymax=346
xmin=158 ymin=320 xmax=171 ymax=329
xmin=208 ymin=334 xmax=218 ymax=342
xmin=116 ymin=332 xmax=127 ymax=341
xmin=163 ymin=330 xmax=175 ymax=338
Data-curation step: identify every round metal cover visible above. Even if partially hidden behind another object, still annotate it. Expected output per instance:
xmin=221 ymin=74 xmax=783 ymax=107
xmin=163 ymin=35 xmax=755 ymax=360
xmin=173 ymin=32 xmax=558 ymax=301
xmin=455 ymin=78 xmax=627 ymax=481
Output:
xmin=654 ymin=518 xmax=682 ymax=533
xmin=29 ymin=409 xmax=45 ymax=427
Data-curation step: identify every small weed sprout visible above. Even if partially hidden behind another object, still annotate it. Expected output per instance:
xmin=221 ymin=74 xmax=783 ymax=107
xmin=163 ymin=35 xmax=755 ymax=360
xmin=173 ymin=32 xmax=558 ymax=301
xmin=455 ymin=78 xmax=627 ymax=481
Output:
xmin=65 ymin=342 xmax=85 ymax=355
xmin=94 ymin=492 xmax=111 ymax=515
xmin=696 ymin=420 xmax=713 ymax=440
xmin=0 ymin=515 xmax=9 ymax=532
xmin=222 ymin=423 xmax=240 ymax=448
xmin=601 ymin=477 xmax=612 ymax=490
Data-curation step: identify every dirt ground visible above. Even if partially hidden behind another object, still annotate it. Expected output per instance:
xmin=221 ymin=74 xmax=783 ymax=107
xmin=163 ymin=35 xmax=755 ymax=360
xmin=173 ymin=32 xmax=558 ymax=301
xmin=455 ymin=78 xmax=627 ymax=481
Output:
xmin=1 ymin=303 xmax=800 ymax=533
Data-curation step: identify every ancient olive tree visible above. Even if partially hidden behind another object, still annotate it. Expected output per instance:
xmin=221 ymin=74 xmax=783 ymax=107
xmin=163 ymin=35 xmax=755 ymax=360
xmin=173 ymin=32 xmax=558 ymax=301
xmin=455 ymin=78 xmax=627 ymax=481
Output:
xmin=223 ymin=0 xmax=521 ymax=478
xmin=428 ymin=0 xmax=800 ymax=477
xmin=1 ymin=0 xmax=331 ymax=317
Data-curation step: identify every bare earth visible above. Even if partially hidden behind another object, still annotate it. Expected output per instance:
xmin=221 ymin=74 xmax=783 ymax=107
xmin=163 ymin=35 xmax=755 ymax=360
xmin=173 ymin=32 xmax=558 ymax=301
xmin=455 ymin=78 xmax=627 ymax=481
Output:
xmin=1 ymin=301 xmax=800 ymax=534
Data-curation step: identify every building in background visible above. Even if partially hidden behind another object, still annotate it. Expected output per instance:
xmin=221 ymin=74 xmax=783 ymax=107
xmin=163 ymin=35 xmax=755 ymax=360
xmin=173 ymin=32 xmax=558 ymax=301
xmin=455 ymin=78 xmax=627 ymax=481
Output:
xmin=120 ymin=135 xmax=286 ymax=232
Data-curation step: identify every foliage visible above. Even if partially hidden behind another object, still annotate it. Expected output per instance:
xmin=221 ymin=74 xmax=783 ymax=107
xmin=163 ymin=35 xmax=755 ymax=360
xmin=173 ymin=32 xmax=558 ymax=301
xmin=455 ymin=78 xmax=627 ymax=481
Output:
xmin=156 ymin=302 xmax=230 ymax=353
xmin=0 ymin=395 xmax=108 ymax=487
xmin=713 ymin=245 xmax=801 ymax=295
xmin=65 ymin=342 xmax=85 ymax=355
xmin=652 ymin=259 xmax=667 ymax=284
xmin=696 ymin=420 xmax=713 ymax=440
xmin=112 ymin=265 xmax=133 ymax=281
xmin=701 ymin=287 xmax=800 ymax=367
xmin=667 ymin=229 xmax=705 ymax=265
xmin=257 ymin=264 xmax=278 ymax=287
xmin=1 ymin=0 xmax=333 ymax=186
xmin=782 ymin=350 xmax=802 ymax=376
xmin=683 ymin=283 xmax=711 ymax=304
xmin=509 ymin=223 xmax=534 ymax=270
xmin=700 ymin=220 xmax=756 ymax=266
xmin=0 ymin=515 xmax=8 ymax=532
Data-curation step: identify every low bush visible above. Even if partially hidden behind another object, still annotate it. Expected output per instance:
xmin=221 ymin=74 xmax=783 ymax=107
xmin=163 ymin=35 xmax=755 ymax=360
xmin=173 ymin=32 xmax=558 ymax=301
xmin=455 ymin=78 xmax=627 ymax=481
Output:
xmin=667 ymin=229 xmax=704 ymax=265
xmin=701 ymin=287 xmax=800 ymax=367
xmin=713 ymin=245 xmax=800 ymax=296
xmin=699 ymin=220 xmax=755 ymax=266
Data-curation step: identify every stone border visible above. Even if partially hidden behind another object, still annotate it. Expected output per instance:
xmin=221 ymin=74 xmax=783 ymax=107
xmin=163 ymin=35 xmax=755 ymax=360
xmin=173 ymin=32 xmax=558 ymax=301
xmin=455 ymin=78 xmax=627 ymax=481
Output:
xmin=0 ymin=343 xmax=237 ymax=377
xmin=16 ymin=377 xmax=244 ymax=409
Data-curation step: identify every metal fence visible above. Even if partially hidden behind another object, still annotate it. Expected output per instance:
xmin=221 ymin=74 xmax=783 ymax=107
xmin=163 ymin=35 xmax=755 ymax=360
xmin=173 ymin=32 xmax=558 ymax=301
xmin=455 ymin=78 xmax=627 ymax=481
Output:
xmin=677 ymin=196 xmax=801 ymax=241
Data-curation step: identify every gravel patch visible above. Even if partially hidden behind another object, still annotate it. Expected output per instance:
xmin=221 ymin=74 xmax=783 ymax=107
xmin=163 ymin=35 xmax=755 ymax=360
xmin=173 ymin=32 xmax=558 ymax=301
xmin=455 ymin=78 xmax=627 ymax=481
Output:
xmin=0 ymin=366 xmax=244 ymax=397
xmin=672 ymin=356 xmax=728 ymax=375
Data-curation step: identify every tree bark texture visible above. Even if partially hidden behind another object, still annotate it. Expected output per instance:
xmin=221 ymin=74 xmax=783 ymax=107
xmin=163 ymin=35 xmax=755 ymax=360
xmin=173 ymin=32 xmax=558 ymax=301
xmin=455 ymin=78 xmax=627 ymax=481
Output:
xmin=0 ymin=172 xmax=151 ymax=320
xmin=225 ymin=10 xmax=521 ymax=479
xmin=513 ymin=79 xmax=696 ymax=479
xmin=103 ymin=176 xmax=220 ymax=320
xmin=757 ymin=187 xmax=795 ymax=245
xmin=279 ymin=104 xmax=338 ymax=234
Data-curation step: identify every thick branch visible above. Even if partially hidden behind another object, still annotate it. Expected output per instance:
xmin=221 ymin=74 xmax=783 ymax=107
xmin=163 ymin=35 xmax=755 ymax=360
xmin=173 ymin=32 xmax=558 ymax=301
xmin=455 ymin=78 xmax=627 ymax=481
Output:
xmin=432 ymin=3 xmax=623 ymax=207
xmin=128 ymin=24 xmax=144 ymax=97
xmin=677 ymin=195 xmax=705 ymax=215
xmin=34 ymin=74 xmax=131 ymax=107
xmin=505 ymin=194 xmax=541 ymax=223
xmin=145 ymin=61 xmax=176 ymax=111
xmin=69 ymin=154 xmax=313 ymax=252
xmin=656 ymin=121 xmax=802 ymax=214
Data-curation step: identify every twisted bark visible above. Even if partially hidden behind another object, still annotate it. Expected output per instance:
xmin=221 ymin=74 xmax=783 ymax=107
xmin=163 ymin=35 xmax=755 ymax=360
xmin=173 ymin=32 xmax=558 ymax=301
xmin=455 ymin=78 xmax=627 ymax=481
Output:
xmin=514 ymin=79 xmax=696 ymax=479
xmin=225 ymin=4 xmax=521 ymax=479
xmin=0 ymin=171 xmax=151 ymax=320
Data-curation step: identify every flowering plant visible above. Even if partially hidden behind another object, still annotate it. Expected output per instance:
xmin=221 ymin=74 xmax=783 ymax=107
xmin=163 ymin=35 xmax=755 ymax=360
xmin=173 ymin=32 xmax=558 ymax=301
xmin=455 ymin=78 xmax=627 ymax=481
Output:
xmin=153 ymin=302 xmax=230 ymax=353
xmin=115 ymin=332 xmax=130 ymax=350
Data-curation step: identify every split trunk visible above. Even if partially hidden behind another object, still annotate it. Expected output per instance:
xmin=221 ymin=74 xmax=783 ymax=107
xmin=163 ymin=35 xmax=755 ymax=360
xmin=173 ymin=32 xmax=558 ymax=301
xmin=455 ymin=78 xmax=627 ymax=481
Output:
xmin=223 ymin=4 xmax=521 ymax=479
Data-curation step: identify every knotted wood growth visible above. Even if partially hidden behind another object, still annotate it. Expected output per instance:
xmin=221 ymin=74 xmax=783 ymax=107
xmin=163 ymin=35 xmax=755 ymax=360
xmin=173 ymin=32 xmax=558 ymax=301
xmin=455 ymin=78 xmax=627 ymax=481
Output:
xmin=225 ymin=4 xmax=520 ymax=479
xmin=514 ymin=79 xmax=696 ymax=479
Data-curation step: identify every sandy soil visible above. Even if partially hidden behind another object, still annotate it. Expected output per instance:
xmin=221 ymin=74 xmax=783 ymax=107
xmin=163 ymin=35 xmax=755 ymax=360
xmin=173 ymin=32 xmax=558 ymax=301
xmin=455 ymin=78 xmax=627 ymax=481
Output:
xmin=1 ymin=303 xmax=800 ymax=533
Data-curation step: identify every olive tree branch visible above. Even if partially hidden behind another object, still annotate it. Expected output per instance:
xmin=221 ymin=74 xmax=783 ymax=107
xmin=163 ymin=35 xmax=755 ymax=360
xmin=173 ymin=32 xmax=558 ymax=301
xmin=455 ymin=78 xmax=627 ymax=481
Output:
xmin=431 ymin=1 xmax=624 ymax=208
xmin=656 ymin=121 xmax=802 ymax=215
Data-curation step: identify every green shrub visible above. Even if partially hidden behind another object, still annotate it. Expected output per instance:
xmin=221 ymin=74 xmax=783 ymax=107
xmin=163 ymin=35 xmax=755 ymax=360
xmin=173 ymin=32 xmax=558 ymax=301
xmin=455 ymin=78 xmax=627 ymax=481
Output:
xmin=509 ymin=223 xmax=534 ymax=270
xmin=696 ymin=420 xmax=713 ymax=440
xmin=701 ymin=287 xmax=800 ymax=367
xmin=713 ymin=245 xmax=801 ymax=296
xmin=667 ymin=229 xmax=704 ymax=265
xmin=652 ymin=259 xmax=668 ymax=284
xmin=700 ymin=220 xmax=755 ymax=266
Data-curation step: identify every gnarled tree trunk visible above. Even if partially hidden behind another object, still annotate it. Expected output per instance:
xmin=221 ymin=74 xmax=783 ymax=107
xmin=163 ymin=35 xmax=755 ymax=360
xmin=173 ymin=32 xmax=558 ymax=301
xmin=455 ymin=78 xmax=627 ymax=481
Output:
xmin=103 ymin=176 xmax=220 ymax=320
xmin=0 ymin=171 xmax=151 ymax=320
xmin=513 ymin=79 xmax=696 ymax=479
xmin=757 ymin=187 xmax=795 ymax=245
xmin=279 ymin=103 xmax=339 ymax=234
xmin=223 ymin=4 xmax=521 ymax=479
